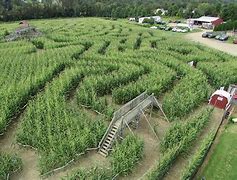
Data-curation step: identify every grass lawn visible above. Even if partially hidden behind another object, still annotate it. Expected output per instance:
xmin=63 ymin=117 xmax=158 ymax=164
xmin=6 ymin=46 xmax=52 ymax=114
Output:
xmin=201 ymin=124 xmax=237 ymax=180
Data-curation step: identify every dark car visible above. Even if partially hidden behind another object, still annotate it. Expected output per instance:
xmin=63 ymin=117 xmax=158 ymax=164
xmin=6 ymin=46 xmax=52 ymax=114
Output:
xmin=219 ymin=34 xmax=229 ymax=41
xmin=215 ymin=34 xmax=221 ymax=40
xmin=202 ymin=32 xmax=211 ymax=38
xmin=174 ymin=20 xmax=182 ymax=23
xmin=165 ymin=27 xmax=172 ymax=31
xmin=207 ymin=32 xmax=217 ymax=38
xmin=233 ymin=39 xmax=237 ymax=44
xmin=159 ymin=26 xmax=166 ymax=30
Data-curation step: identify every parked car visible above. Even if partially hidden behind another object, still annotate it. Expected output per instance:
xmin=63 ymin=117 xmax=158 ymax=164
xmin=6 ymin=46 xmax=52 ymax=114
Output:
xmin=215 ymin=34 xmax=221 ymax=40
xmin=150 ymin=26 xmax=157 ymax=29
xmin=165 ymin=27 xmax=172 ymax=31
xmin=202 ymin=32 xmax=211 ymax=38
xmin=175 ymin=20 xmax=182 ymax=23
xmin=157 ymin=21 xmax=166 ymax=25
xmin=172 ymin=27 xmax=177 ymax=32
xmin=159 ymin=26 xmax=166 ymax=30
xmin=219 ymin=34 xmax=229 ymax=41
xmin=233 ymin=39 xmax=237 ymax=44
xmin=180 ymin=29 xmax=188 ymax=33
xmin=207 ymin=32 xmax=217 ymax=38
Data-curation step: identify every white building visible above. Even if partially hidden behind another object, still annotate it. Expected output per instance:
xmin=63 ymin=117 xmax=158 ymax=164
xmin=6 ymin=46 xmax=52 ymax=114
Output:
xmin=138 ymin=16 xmax=161 ymax=24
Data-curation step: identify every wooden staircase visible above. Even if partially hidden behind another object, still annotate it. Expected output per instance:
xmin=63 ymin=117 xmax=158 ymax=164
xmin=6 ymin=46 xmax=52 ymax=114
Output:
xmin=98 ymin=125 xmax=119 ymax=156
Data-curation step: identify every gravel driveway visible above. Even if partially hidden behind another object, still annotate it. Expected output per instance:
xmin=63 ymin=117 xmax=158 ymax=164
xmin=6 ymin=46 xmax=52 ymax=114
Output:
xmin=185 ymin=31 xmax=237 ymax=56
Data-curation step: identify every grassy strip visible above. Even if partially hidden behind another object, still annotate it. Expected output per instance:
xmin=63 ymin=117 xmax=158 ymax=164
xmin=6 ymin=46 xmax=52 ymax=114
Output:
xmin=0 ymin=153 xmax=22 ymax=179
xmin=181 ymin=132 xmax=215 ymax=180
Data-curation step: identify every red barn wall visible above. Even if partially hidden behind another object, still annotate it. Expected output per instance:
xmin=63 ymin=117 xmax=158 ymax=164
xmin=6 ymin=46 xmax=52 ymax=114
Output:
xmin=212 ymin=18 xmax=224 ymax=27
xmin=209 ymin=94 xmax=228 ymax=109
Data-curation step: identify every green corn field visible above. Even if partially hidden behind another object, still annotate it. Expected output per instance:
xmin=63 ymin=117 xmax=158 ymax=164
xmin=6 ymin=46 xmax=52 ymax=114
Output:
xmin=0 ymin=17 xmax=236 ymax=179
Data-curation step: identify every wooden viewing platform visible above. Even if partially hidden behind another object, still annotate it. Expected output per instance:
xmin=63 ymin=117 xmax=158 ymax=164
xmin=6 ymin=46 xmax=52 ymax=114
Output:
xmin=98 ymin=92 xmax=168 ymax=157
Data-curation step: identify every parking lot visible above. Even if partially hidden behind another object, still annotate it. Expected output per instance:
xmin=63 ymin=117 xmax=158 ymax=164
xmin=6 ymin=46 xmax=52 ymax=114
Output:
xmin=186 ymin=31 xmax=237 ymax=56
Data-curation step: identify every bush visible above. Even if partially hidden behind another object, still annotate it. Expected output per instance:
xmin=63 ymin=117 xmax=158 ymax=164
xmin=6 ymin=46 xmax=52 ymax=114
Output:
xmin=98 ymin=41 xmax=110 ymax=55
xmin=214 ymin=20 xmax=237 ymax=31
xmin=0 ymin=153 xmax=22 ymax=179
xmin=133 ymin=37 xmax=142 ymax=50
xmin=4 ymin=30 xmax=10 ymax=36
xmin=32 ymin=40 xmax=44 ymax=49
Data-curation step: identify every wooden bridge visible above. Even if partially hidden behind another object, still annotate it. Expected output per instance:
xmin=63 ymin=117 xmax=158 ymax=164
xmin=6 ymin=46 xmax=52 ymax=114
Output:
xmin=98 ymin=92 xmax=168 ymax=157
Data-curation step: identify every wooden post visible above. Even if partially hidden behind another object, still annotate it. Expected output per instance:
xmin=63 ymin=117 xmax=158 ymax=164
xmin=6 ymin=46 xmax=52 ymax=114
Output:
xmin=141 ymin=110 xmax=160 ymax=140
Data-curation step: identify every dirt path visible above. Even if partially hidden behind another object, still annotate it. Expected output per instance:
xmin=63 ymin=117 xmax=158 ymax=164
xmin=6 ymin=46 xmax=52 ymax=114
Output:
xmin=195 ymin=109 xmax=231 ymax=179
xmin=0 ymin=117 xmax=40 ymax=180
xmin=46 ymin=151 xmax=110 ymax=180
xmin=186 ymin=31 xmax=237 ymax=56
xmin=120 ymin=110 xmax=170 ymax=180
xmin=163 ymin=107 xmax=224 ymax=180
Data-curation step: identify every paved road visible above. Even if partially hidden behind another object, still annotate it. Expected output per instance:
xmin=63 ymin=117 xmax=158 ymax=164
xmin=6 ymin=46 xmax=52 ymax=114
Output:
xmin=185 ymin=31 xmax=237 ymax=56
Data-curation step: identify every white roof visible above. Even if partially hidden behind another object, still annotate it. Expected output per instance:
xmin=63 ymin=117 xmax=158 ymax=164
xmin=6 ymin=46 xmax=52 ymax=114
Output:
xmin=212 ymin=90 xmax=231 ymax=102
xmin=192 ymin=16 xmax=220 ymax=23
xmin=139 ymin=16 xmax=161 ymax=19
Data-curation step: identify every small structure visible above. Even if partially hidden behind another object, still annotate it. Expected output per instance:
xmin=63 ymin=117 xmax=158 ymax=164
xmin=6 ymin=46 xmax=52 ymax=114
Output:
xmin=98 ymin=92 xmax=168 ymax=157
xmin=138 ymin=16 xmax=161 ymax=24
xmin=187 ymin=16 xmax=223 ymax=29
xmin=209 ymin=90 xmax=231 ymax=110
xmin=19 ymin=20 xmax=29 ymax=28
xmin=5 ymin=21 xmax=41 ymax=41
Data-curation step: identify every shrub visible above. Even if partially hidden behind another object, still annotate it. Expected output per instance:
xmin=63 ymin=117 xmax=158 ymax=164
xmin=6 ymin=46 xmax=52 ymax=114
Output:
xmin=98 ymin=41 xmax=110 ymax=55
xmin=0 ymin=153 xmax=22 ymax=179
xmin=4 ymin=30 xmax=10 ymax=36
xmin=32 ymin=40 xmax=44 ymax=49
xmin=133 ymin=37 xmax=142 ymax=50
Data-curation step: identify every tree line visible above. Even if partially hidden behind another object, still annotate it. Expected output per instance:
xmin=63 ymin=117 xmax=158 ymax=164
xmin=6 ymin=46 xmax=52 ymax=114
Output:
xmin=0 ymin=0 xmax=237 ymax=21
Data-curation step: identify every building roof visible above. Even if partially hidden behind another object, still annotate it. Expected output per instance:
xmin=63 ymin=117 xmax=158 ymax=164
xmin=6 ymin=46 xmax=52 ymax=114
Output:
xmin=193 ymin=16 xmax=221 ymax=23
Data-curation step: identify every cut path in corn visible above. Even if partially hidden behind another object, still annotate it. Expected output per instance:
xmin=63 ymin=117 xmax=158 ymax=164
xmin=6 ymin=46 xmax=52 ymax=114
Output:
xmin=163 ymin=107 xmax=224 ymax=180
xmin=195 ymin=108 xmax=233 ymax=179
xmin=0 ymin=115 xmax=40 ymax=180
xmin=120 ymin=110 xmax=171 ymax=180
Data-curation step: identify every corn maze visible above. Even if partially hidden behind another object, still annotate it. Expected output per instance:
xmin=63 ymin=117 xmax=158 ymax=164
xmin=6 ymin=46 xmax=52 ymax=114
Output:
xmin=0 ymin=18 xmax=236 ymax=179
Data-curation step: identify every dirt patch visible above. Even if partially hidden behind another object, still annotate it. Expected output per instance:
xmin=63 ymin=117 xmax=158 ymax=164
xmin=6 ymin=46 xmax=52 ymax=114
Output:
xmin=186 ymin=31 xmax=237 ymax=56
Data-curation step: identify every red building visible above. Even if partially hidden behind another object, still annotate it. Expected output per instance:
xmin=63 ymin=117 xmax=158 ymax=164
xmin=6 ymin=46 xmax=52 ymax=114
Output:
xmin=209 ymin=90 xmax=231 ymax=110
xmin=188 ymin=16 xmax=223 ymax=29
